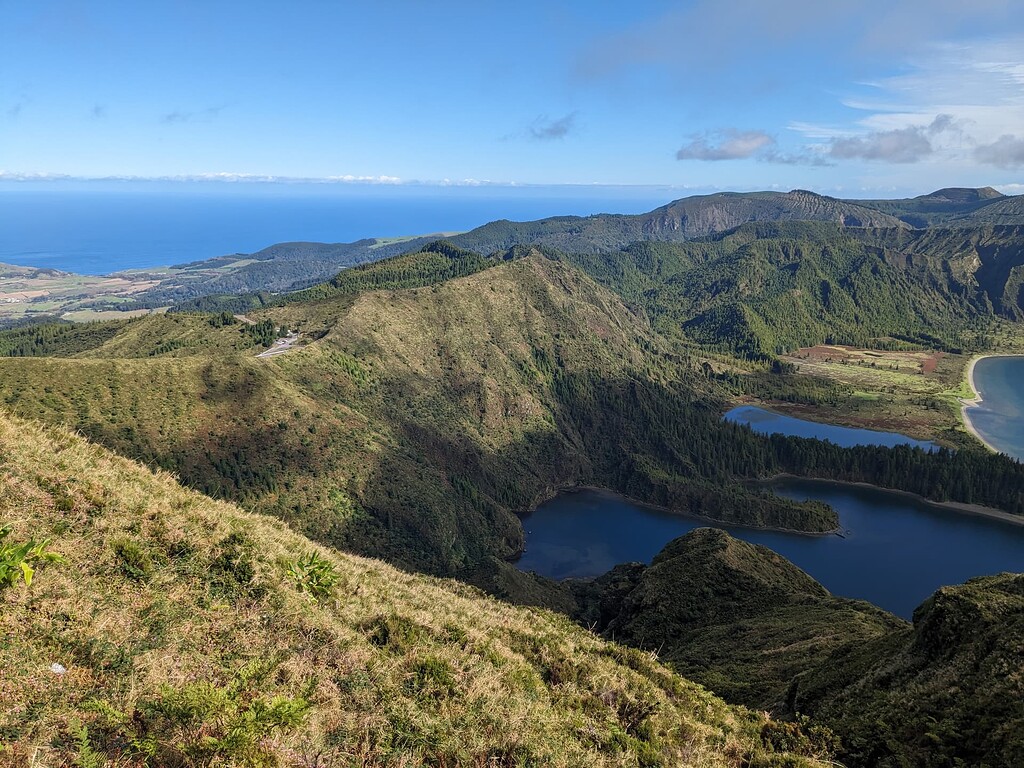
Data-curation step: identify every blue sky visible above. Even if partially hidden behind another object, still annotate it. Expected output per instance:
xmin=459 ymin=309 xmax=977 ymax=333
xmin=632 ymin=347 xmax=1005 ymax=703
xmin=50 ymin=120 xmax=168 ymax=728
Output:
xmin=2 ymin=0 xmax=1023 ymax=197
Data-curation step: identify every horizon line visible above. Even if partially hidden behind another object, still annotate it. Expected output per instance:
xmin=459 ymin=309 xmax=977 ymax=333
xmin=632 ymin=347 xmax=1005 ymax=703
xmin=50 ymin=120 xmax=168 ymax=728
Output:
xmin=0 ymin=172 xmax=1019 ymax=198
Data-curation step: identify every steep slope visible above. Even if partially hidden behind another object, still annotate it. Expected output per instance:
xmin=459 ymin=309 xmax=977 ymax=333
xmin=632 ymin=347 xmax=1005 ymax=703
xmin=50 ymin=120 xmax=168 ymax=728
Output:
xmin=861 ymin=224 xmax=1024 ymax=319
xmin=564 ymin=529 xmax=1024 ymax=768
xmin=950 ymin=193 xmax=1024 ymax=227
xmin=573 ymin=529 xmax=903 ymax=710
xmin=791 ymin=572 xmax=1024 ymax=767
xmin=0 ymin=410 xmax=831 ymax=767
xmin=558 ymin=222 xmax=1024 ymax=357
xmin=447 ymin=191 xmax=904 ymax=255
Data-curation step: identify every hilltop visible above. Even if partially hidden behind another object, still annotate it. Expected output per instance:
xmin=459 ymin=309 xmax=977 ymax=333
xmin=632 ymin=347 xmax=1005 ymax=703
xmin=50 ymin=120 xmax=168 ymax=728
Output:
xmin=554 ymin=528 xmax=1024 ymax=767
xmin=854 ymin=186 xmax=1007 ymax=227
xmin=444 ymin=190 xmax=907 ymax=255
xmin=572 ymin=529 xmax=903 ymax=710
xmin=0 ymin=409 xmax=831 ymax=767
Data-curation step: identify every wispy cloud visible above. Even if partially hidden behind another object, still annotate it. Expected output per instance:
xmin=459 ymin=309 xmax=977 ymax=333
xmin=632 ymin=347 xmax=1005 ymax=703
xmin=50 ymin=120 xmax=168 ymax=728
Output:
xmin=160 ymin=105 xmax=226 ymax=124
xmin=677 ymin=130 xmax=774 ymax=161
xmin=787 ymin=39 xmax=1024 ymax=170
xmin=574 ymin=1 xmax=1020 ymax=83
xmin=529 ymin=112 xmax=577 ymax=140
xmin=975 ymin=135 xmax=1024 ymax=168
xmin=6 ymin=95 xmax=31 ymax=119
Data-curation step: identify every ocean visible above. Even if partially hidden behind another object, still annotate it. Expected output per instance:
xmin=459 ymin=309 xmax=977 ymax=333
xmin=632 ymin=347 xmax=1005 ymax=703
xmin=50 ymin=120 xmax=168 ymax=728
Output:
xmin=0 ymin=184 xmax=676 ymax=275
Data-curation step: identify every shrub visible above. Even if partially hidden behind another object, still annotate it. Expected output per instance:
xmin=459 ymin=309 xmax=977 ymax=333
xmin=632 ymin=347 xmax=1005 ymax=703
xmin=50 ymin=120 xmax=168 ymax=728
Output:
xmin=82 ymin=679 xmax=309 ymax=767
xmin=112 ymin=539 xmax=153 ymax=582
xmin=287 ymin=551 xmax=338 ymax=602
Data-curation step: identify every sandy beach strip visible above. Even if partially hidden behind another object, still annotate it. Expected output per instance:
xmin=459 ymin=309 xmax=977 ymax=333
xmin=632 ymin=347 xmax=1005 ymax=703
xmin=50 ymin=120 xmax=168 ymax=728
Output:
xmin=954 ymin=356 xmax=1019 ymax=456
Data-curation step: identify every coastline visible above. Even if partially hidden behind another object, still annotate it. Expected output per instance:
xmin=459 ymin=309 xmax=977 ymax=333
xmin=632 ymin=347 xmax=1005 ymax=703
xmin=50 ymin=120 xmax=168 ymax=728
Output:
xmin=763 ymin=473 xmax=1024 ymax=528
xmin=959 ymin=353 xmax=1024 ymax=455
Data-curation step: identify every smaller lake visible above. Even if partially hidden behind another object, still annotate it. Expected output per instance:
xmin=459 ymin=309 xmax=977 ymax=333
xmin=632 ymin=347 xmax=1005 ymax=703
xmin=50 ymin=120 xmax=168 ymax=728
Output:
xmin=517 ymin=482 xmax=1024 ymax=619
xmin=724 ymin=405 xmax=939 ymax=451
xmin=965 ymin=356 xmax=1024 ymax=462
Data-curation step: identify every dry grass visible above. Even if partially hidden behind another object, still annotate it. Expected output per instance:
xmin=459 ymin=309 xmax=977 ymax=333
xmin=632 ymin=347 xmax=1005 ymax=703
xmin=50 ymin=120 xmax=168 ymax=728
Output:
xmin=0 ymin=411 xmax=823 ymax=767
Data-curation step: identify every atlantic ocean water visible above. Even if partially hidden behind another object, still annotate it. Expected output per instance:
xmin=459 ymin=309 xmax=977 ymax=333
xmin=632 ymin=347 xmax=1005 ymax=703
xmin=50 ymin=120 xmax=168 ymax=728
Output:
xmin=0 ymin=184 xmax=675 ymax=275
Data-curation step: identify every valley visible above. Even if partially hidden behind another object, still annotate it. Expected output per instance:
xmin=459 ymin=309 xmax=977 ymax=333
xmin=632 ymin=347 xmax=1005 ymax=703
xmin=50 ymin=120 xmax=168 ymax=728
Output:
xmin=4 ymin=187 xmax=1024 ymax=767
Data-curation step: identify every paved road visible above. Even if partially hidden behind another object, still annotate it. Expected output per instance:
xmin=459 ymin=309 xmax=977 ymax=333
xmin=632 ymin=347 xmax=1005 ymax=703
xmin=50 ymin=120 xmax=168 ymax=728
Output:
xmin=256 ymin=332 xmax=300 ymax=358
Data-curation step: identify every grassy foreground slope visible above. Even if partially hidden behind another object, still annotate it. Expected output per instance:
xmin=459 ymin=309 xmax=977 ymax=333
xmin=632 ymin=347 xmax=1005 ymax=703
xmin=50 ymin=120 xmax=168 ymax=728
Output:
xmin=0 ymin=411 xmax=829 ymax=767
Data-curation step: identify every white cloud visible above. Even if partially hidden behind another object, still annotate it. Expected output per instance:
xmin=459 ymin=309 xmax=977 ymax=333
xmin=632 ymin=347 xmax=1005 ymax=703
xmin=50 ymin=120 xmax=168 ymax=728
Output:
xmin=677 ymin=130 xmax=775 ymax=161
xmin=975 ymin=135 xmax=1024 ymax=168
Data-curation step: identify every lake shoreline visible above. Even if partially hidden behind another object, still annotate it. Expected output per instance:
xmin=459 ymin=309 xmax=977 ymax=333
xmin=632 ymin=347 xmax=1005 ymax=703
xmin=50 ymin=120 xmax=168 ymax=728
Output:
xmin=724 ymin=403 xmax=939 ymax=451
xmin=958 ymin=354 xmax=1024 ymax=456
xmin=959 ymin=355 xmax=1002 ymax=453
xmin=519 ymin=483 xmax=841 ymax=539
xmin=761 ymin=473 xmax=1024 ymax=528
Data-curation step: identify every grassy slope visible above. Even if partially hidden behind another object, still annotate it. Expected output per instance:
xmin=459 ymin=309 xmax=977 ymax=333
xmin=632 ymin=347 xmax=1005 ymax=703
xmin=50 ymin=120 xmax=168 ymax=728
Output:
xmin=0 ymin=410 xmax=827 ymax=768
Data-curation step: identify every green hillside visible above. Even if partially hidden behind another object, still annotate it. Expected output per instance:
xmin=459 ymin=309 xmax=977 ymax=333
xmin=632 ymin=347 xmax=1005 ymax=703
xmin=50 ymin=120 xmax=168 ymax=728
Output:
xmin=0 ymin=410 xmax=833 ymax=767
xmin=446 ymin=190 xmax=906 ymax=255
xmin=561 ymin=529 xmax=1024 ymax=768
xmin=573 ymin=529 xmax=903 ymax=710
xmin=792 ymin=572 xmax=1024 ymax=767
xmin=1 ymin=244 xmax=1022 ymax=586
xmin=553 ymin=222 xmax=1024 ymax=358
xmin=853 ymin=186 xmax=1007 ymax=227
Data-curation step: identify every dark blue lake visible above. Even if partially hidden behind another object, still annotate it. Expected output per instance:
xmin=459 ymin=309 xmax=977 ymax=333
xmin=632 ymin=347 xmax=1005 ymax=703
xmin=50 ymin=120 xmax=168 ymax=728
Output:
xmin=724 ymin=405 xmax=939 ymax=451
xmin=517 ymin=482 xmax=1024 ymax=619
xmin=964 ymin=356 xmax=1024 ymax=461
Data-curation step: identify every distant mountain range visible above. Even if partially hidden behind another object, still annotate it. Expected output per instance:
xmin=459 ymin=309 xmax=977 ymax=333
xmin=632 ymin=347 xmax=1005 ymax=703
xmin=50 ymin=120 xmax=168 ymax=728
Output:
xmin=2 ymin=186 xmax=1022 ymax=326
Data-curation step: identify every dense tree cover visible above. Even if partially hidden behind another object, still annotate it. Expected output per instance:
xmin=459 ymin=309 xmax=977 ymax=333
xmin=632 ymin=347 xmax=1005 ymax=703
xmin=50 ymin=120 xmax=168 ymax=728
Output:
xmin=0 ymin=320 xmax=128 ymax=357
xmin=547 ymin=369 xmax=1024 ymax=516
xmin=551 ymin=223 xmax=1015 ymax=358
xmin=241 ymin=318 xmax=277 ymax=348
xmin=285 ymin=240 xmax=507 ymax=303
xmin=172 ymin=291 xmax=273 ymax=315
